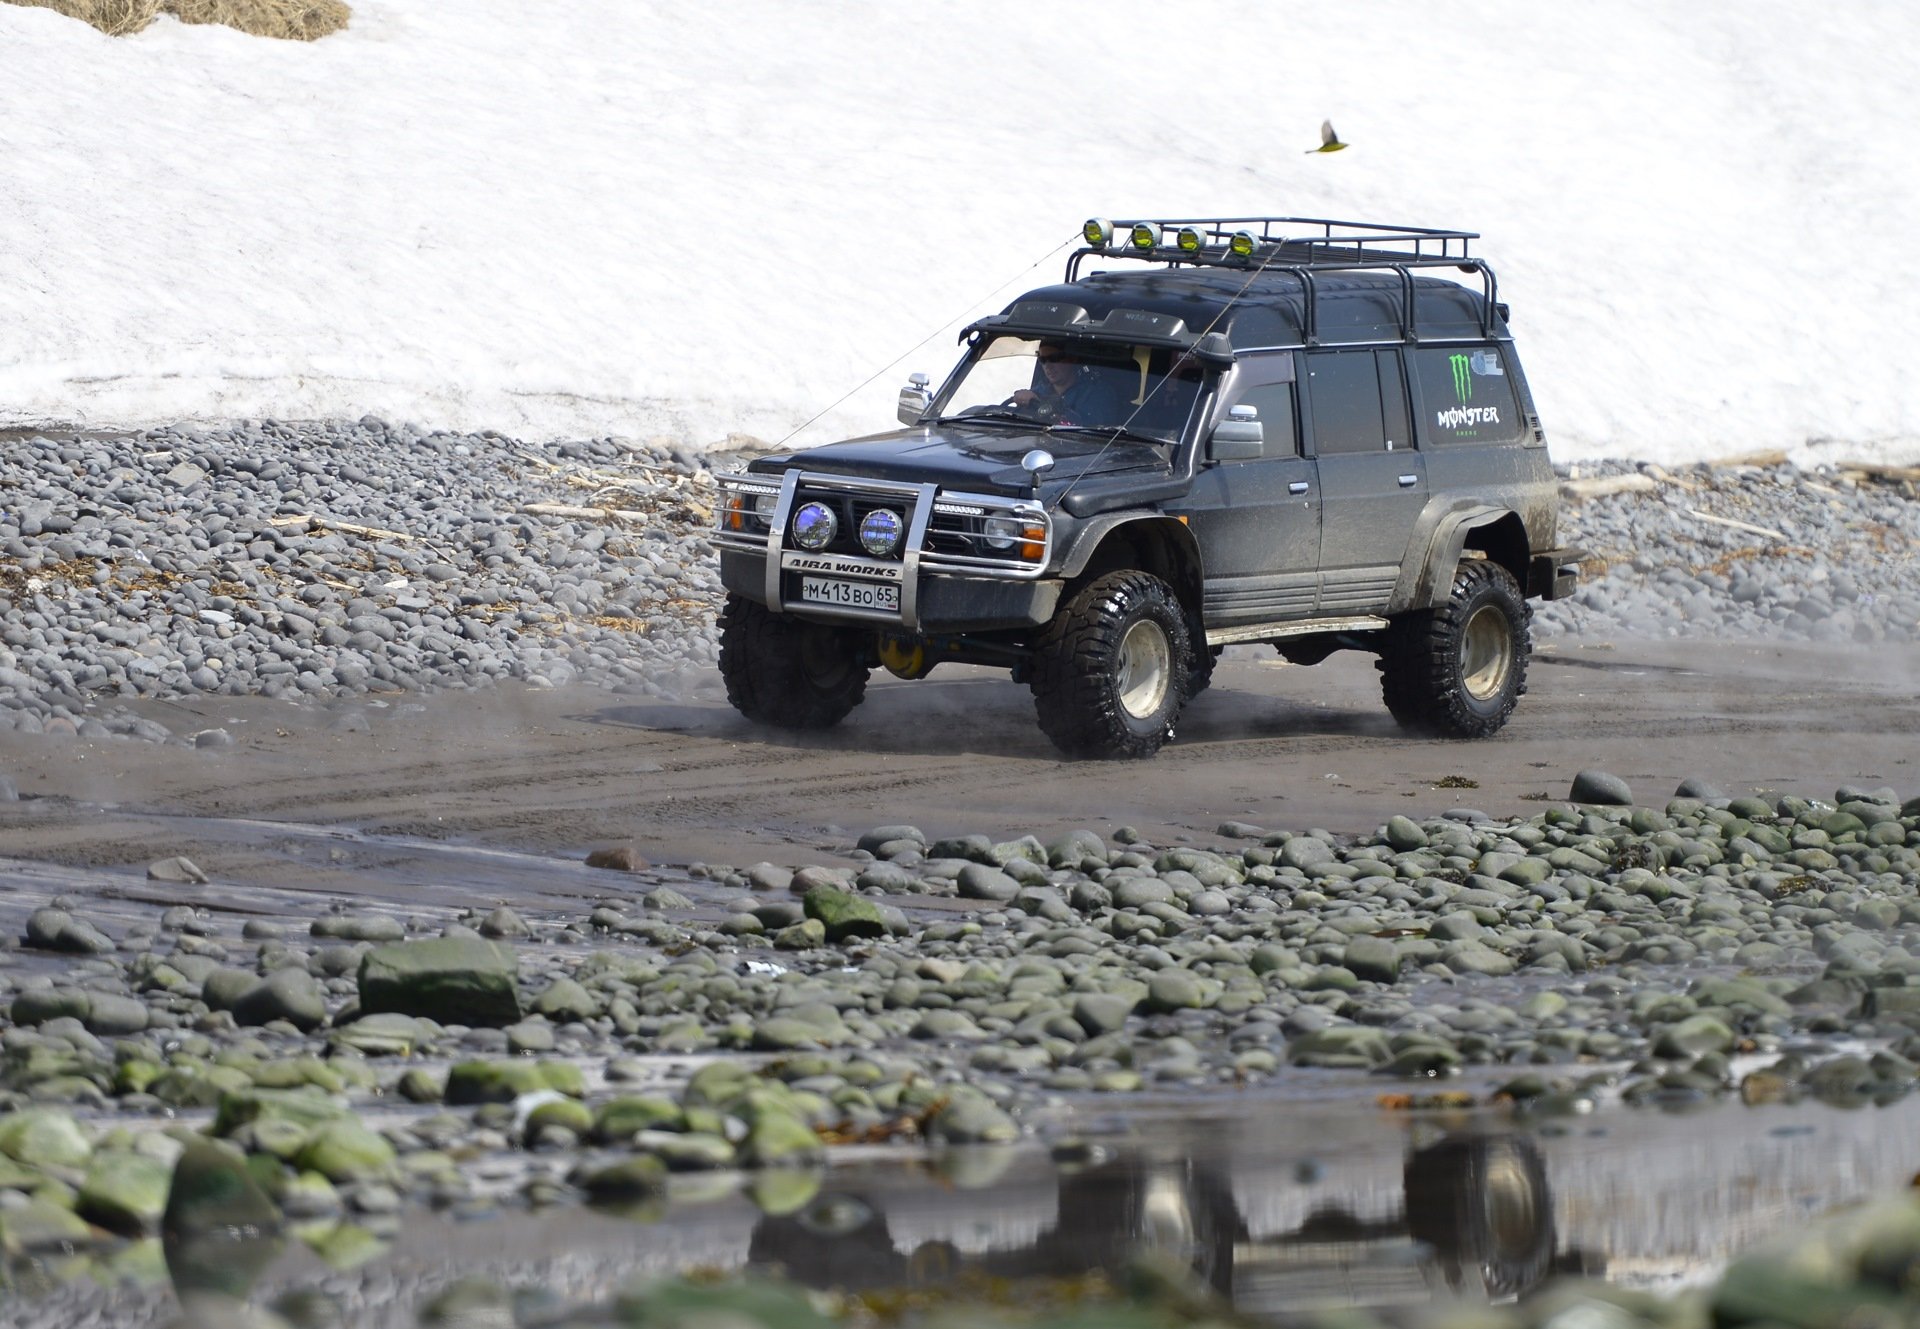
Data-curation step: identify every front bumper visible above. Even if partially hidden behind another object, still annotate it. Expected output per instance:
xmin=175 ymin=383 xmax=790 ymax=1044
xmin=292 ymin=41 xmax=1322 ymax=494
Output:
xmin=720 ymin=550 xmax=1061 ymax=633
xmin=713 ymin=469 xmax=1056 ymax=632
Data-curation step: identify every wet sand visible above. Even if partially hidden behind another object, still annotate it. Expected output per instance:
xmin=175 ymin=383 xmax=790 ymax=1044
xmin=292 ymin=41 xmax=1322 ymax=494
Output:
xmin=2 ymin=639 xmax=1914 ymax=895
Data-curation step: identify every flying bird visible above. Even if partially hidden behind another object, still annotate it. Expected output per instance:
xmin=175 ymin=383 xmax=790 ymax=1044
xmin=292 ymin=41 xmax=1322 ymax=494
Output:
xmin=1306 ymin=120 xmax=1348 ymax=153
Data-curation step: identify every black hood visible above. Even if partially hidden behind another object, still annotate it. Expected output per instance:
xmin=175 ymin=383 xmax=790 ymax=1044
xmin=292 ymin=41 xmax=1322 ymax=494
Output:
xmin=749 ymin=423 xmax=1174 ymax=498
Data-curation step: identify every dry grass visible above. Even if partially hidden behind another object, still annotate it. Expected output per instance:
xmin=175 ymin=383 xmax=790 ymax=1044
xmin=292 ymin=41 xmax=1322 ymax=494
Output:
xmin=4 ymin=0 xmax=348 ymax=39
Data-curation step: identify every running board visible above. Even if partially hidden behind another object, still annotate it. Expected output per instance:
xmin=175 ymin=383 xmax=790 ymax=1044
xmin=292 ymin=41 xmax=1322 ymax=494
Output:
xmin=1206 ymin=615 xmax=1388 ymax=648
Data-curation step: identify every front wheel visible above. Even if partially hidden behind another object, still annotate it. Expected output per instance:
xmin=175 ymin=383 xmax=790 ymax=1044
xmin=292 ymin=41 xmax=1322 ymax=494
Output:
xmin=1378 ymin=560 xmax=1530 ymax=738
xmin=1030 ymin=571 xmax=1191 ymax=759
xmin=718 ymin=594 xmax=870 ymax=729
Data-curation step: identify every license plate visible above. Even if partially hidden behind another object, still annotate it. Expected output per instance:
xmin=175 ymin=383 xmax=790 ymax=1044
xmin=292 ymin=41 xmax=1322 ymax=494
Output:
xmin=800 ymin=577 xmax=898 ymax=612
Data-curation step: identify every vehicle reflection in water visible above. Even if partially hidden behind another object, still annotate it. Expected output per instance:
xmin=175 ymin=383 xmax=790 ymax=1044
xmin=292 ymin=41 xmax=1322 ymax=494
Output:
xmin=23 ymin=1094 xmax=1920 ymax=1325
xmin=749 ymin=1131 xmax=1572 ymax=1316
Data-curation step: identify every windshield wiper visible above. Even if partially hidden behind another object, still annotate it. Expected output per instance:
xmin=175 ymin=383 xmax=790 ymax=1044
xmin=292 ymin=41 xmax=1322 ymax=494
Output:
xmin=1046 ymin=422 xmax=1173 ymax=447
xmin=936 ymin=408 xmax=1038 ymax=427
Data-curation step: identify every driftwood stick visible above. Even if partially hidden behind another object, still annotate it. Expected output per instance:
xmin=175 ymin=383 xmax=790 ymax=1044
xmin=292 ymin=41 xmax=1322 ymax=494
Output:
xmin=1684 ymin=508 xmax=1789 ymax=543
xmin=268 ymin=515 xmax=412 ymax=542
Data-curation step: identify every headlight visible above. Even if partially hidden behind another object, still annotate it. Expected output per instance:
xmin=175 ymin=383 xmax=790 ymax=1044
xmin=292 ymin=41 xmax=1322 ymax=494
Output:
xmin=753 ymin=492 xmax=780 ymax=522
xmin=791 ymin=502 xmax=837 ymax=551
xmin=981 ymin=515 xmax=1021 ymax=549
xmin=859 ymin=508 xmax=902 ymax=557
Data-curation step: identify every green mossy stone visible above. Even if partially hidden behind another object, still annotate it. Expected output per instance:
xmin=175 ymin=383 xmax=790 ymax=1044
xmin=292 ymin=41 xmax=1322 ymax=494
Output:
xmin=328 ymin=1012 xmax=432 ymax=1057
xmin=212 ymin=1088 xmax=348 ymax=1139
xmin=531 ymin=976 xmax=599 ymax=1022
xmin=740 ymin=1109 xmax=824 ymax=1168
xmin=0 ymin=1107 xmax=93 ymax=1168
xmin=443 ymin=1059 xmax=583 ymax=1105
xmin=356 ymin=938 xmax=522 ymax=1028
xmin=1286 ymin=1026 xmax=1393 ymax=1069
xmin=577 ymin=1155 xmax=669 ymax=1201
xmin=0 ymin=1197 xmax=93 ymax=1253
xmin=591 ymin=1095 xmax=683 ymax=1142
xmin=78 ymin=1150 xmax=174 ymax=1234
xmin=524 ymin=1098 xmax=593 ymax=1140
xmin=302 ymin=1220 xmax=389 ymax=1270
xmin=634 ymin=1130 xmax=736 ymax=1171
xmin=294 ymin=1120 xmax=396 ymax=1184
xmin=1654 ymin=1013 xmax=1737 ymax=1059
xmin=163 ymin=1139 xmax=281 ymax=1240
xmin=396 ymin=1068 xmax=444 ymax=1104
xmin=801 ymin=886 xmax=887 ymax=943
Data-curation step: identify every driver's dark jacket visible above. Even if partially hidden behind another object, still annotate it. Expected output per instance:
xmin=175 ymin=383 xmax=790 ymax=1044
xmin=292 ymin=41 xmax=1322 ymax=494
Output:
xmin=1038 ymin=370 xmax=1120 ymax=425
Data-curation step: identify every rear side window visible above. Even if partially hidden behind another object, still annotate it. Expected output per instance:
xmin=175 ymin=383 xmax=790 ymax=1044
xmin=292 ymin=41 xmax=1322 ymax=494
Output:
xmin=1304 ymin=348 xmax=1410 ymax=454
xmin=1413 ymin=346 xmax=1524 ymax=445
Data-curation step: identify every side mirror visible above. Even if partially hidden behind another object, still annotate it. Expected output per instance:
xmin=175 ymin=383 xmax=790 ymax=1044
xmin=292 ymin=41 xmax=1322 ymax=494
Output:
xmin=897 ymin=372 xmax=932 ymax=426
xmin=1210 ymin=405 xmax=1264 ymax=461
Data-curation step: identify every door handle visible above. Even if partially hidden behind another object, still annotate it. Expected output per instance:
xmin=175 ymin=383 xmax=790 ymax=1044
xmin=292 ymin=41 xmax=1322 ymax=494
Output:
xmin=1397 ymin=474 xmax=1418 ymax=487
xmin=1289 ymin=481 xmax=1310 ymax=495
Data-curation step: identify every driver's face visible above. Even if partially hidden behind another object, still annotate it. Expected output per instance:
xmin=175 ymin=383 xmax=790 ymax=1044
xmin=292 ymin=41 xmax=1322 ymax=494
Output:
xmin=1037 ymin=349 xmax=1076 ymax=390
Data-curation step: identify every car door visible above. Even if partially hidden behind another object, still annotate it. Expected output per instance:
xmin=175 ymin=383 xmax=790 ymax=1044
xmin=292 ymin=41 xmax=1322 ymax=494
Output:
xmin=1305 ymin=347 xmax=1427 ymax=615
xmin=1179 ymin=353 xmax=1322 ymax=632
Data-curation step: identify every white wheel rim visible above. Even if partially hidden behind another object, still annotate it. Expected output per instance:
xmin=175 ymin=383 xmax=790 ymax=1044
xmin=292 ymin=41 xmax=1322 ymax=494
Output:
xmin=1461 ymin=605 xmax=1512 ymax=702
xmin=1116 ymin=620 xmax=1171 ymax=719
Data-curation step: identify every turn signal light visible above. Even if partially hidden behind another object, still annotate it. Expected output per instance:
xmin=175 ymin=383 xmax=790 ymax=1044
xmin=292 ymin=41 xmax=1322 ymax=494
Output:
xmin=1020 ymin=523 xmax=1046 ymax=561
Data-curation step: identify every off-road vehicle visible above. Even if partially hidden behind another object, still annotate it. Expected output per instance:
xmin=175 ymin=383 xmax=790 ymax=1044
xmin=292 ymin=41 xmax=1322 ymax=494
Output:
xmin=712 ymin=215 xmax=1580 ymax=758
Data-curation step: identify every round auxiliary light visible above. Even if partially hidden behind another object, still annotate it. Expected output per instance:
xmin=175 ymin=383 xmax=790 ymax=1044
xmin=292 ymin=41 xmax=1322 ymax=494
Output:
xmin=981 ymin=515 xmax=1021 ymax=550
xmin=1176 ymin=226 xmax=1205 ymax=253
xmin=1129 ymin=222 xmax=1161 ymax=251
xmin=791 ymin=501 xmax=837 ymax=551
xmin=1229 ymin=230 xmax=1257 ymax=259
xmin=1083 ymin=217 xmax=1114 ymax=248
xmin=859 ymin=508 xmax=903 ymax=557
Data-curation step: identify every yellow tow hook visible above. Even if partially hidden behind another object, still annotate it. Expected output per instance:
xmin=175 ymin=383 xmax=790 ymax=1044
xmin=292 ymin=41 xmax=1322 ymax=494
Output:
xmin=877 ymin=634 xmax=931 ymax=680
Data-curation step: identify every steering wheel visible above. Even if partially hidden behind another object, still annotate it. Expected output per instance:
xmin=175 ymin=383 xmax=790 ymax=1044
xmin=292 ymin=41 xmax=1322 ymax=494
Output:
xmin=1001 ymin=394 xmax=1060 ymax=424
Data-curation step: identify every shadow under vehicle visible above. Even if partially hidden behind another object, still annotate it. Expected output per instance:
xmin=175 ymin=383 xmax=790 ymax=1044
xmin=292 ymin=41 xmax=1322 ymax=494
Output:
xmin=748 ymin=1131 xmax=1574 ymax=1317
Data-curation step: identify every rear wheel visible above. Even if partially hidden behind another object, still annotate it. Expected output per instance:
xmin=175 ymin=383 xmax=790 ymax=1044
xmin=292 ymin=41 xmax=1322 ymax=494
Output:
xmin=718 ymin=593 xmax=870 ymax=729
xmin=1030 ymin=571 xmax=1190 ymax=759
xmin=1405 ymin=1136 xmax=1554 ymax=1299
xmin=1378 ymin=560 xmax=1529 ymax=737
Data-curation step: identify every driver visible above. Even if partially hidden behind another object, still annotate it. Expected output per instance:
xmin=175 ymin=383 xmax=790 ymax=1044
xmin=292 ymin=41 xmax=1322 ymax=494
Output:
xmin=1010 ymin=343 xmax=1113 ymax=425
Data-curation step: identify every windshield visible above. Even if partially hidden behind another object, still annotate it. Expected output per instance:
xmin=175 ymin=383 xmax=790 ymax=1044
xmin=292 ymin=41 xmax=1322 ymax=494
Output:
xmin=935 ymin=335 xmax=1207 ymax=444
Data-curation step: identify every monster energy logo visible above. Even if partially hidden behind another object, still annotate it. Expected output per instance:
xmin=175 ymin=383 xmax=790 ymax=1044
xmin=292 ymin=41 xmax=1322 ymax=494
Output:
xmin=1449 ymin=353 xmax=1473 ymax=403
xmin=1436 ymin=352 xmax=1499 ymax=431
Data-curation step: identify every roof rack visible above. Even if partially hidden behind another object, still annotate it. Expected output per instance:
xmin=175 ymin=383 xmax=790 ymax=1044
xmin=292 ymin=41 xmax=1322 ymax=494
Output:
xmin=1067 ymin=215 xmax=1498 ymax=341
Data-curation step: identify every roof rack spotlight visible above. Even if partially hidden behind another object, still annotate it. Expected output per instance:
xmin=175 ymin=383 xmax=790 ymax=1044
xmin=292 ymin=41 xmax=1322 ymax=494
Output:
xmin=1175 ymin=225 xmax=1206 ymax=254
xmin=1083 ymin=217 xmax=1114 ymax=248
xmin=1228 ymin=230 xmax=1258 ymax=259
xmin=1128 ymin=222 xmax=1162 ymax=251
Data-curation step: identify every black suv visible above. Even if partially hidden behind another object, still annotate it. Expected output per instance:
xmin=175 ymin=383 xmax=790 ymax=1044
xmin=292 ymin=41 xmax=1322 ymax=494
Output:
xmin=712 ymin=216 xmax=1580 ymax=758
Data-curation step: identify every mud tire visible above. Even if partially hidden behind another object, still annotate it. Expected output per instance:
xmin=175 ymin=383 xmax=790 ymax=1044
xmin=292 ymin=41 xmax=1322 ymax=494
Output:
xmin=719 ymin=593 xmax=870 ymax=730
xmin=1030 ymin=571 xmax=1190 ymax=759
xmin=1378 ymin=560 xmax=1530 ymax=738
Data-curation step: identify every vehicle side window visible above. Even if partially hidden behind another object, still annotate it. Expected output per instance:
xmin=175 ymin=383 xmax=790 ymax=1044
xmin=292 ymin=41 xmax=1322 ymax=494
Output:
xmin=1230 ymin=382 xmax=1298 ymax=458
xmin=1412 ymin=345 xmax=1525 ymax=445
xmin=1305 ymin=349 xmax=1394 ymax=455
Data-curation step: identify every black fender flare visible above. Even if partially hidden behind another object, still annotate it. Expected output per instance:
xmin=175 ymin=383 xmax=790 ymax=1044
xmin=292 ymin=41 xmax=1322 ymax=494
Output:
xmin=1055 ymin=514 xmax=1204 ymax=616
xmin=1392 ymin=502 xmax=1528 ymax=612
